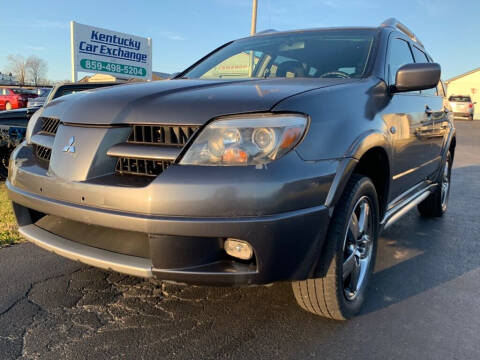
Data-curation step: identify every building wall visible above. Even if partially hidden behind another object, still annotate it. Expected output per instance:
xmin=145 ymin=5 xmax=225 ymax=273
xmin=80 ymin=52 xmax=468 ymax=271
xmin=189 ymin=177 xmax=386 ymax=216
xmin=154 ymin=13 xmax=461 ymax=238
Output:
xmin=446 ymin=70 xmax=480 ymax=120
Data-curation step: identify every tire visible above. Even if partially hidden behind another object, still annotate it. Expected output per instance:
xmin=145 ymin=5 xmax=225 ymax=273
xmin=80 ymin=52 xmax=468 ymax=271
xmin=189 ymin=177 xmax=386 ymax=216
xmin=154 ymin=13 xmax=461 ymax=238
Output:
xmin=0 ymin=147 xmax=9 ymax=179
xmin=418 ymin=151 xmax=452 ymax=217
xmin=5 ymin=102 xmax=12 ymax=111
xmin=292 ymin=174 xmax=379 ymax=320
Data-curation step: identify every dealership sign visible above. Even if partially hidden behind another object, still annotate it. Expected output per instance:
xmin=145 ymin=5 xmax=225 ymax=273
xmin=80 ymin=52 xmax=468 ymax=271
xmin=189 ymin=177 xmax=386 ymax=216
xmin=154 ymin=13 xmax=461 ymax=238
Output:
xmin=70 ymin=21 xmax=152 ymax=81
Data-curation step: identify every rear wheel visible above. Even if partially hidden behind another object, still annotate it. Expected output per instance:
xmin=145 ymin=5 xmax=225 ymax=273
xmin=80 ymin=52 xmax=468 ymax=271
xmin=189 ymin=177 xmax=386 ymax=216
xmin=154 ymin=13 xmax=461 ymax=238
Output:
xmin=418 ymin=151 xmax=452 ymax=217
xmin=5 ymin=102 xmax=12 ymax=111
xmin=292 ymin=174 xmax=379 ymax=320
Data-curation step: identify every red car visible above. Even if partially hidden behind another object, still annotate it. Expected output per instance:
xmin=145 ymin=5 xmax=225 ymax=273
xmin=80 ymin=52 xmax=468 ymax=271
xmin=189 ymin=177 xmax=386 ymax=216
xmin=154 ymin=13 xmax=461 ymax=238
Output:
xmin=0 ymin=87 xmax=37 ymax=111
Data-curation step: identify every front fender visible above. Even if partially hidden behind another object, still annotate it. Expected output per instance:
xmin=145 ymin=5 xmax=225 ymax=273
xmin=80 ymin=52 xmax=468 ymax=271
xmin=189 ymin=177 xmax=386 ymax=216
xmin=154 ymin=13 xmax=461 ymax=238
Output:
xmin=324 ymin=129 xmax=392 ymax=209
xmin=346 ymin=129 xmax=392 ymax=160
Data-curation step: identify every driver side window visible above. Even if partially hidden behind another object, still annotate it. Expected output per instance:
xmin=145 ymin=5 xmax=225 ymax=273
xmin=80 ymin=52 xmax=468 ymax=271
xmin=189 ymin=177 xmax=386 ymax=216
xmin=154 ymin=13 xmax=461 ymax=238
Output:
xmin=387 ymin=38 xmax=415 ymax=86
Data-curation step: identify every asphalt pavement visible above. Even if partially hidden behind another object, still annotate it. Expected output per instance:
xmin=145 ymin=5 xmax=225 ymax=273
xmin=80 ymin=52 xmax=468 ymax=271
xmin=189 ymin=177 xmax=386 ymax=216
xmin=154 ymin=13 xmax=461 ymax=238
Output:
xmin=1 ymin=121 xmax=479 ymax=360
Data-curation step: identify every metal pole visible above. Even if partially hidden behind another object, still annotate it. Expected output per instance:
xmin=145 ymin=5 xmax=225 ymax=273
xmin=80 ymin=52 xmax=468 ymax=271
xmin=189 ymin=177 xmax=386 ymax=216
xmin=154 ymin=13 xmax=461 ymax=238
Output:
xmin=70 ymin=21 xmax=77 ymax=83
xmin=248 ymin=0 xmax=258 ymax=77
xmin=250 ymin=0 xmax=258 ymax=35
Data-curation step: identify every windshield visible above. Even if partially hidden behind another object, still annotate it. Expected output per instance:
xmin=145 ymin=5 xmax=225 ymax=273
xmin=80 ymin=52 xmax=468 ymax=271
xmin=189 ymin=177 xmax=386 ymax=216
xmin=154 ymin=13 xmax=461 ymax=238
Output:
xmin=182 ymin=29 xmax=375 ymax=80
xmin=449 ymin=95 xmax=471 ymax=102
xmin=37 ymin=88 xmax=51 ymax=97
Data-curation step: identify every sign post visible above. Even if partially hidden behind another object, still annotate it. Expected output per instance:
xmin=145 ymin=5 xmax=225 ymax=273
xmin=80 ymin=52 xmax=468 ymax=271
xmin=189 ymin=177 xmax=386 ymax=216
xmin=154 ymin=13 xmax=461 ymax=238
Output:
xmin=70 ymin=21 xmax=77 ymax=82
xmin=70 ymin=21 xmax=152 ymax=82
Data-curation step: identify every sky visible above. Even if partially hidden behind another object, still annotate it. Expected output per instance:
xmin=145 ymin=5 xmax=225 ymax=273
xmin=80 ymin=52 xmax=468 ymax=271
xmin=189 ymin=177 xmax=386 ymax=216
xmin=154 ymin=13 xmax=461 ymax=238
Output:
xmin=1 ymin=0 xmax=479 ymax=81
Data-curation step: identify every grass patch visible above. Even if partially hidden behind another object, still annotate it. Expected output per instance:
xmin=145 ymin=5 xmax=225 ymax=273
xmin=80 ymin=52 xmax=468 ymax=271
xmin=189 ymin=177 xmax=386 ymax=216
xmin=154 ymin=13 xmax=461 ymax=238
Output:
xmin=0 ymin=182 xmax=21 ymax=245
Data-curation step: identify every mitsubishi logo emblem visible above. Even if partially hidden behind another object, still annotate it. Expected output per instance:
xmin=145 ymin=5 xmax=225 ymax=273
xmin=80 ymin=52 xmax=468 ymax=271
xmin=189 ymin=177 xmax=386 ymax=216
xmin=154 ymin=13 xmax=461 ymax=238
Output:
xmin=62 ymin=136 xmax=76 ymax=153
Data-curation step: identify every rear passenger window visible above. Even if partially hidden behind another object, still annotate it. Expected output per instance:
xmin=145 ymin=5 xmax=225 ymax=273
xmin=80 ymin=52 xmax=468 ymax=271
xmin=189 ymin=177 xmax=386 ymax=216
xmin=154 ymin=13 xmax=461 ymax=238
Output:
xmin=411 ymin=46 xmax=437 ymax=96
xmin=387 ymin=39 xmax=415 ymax=85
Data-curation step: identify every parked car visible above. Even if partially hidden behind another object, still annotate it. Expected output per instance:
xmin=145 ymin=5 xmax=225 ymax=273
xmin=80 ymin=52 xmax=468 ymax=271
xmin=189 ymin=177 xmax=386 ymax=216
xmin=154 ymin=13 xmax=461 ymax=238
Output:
xmin=27 ymin=87 xmax=53 ymax=108
xmin=449 ymin=95 xmax=475 ymax=120
xmin=0 ymin=87 xmax=37 ymax=110
xmin=7 ymin=18 xmax=455 ymax=320
xmin=0 ymin=82 xmax=122 ymax=179
xmin=0 ymin=107 xmax=39 ymax=178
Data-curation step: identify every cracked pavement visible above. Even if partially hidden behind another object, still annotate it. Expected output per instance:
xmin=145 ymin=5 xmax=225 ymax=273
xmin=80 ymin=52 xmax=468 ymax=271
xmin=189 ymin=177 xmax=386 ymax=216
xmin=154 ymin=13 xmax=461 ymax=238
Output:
xmin=1 ymin=121 xmax=480 ymax=359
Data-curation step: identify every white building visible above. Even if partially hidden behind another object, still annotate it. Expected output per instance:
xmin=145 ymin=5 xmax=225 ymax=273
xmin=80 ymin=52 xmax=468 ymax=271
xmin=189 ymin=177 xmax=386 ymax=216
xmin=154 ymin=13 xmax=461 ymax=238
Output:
xmin=0 ymin=72 xmax=17 ymax=85
xmin=445 ymin=68 xmax=480 ymax=120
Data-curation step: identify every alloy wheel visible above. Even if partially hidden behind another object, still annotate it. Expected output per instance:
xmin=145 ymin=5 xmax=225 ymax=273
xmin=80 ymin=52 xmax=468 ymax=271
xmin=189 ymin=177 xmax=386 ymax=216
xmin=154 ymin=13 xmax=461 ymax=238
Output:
xmin=342 ymin=196 xmax=374 ymax=301
xmin=441 ymin=156 xmax=451 ymax=210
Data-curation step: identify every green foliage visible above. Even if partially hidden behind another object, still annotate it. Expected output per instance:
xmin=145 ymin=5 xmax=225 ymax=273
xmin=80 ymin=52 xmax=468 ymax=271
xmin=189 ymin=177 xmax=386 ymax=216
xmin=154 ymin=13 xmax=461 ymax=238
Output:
xmin=0 ymin=183 xmax=21 ymax=245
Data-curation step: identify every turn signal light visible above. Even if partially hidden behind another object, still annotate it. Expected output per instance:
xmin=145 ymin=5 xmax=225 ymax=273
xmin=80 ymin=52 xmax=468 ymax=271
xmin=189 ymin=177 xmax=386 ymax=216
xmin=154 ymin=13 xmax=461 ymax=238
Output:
xmin=224 ymin=238 xmax=253 ymax=260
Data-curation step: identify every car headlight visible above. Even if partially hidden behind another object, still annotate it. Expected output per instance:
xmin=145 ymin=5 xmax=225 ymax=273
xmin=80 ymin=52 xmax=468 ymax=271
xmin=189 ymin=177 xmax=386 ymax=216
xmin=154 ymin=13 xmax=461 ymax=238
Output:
xmin=180 ymin=113 xmax=308 ymax=166
xmin=25 ymin=108 xmax=43 ymax=144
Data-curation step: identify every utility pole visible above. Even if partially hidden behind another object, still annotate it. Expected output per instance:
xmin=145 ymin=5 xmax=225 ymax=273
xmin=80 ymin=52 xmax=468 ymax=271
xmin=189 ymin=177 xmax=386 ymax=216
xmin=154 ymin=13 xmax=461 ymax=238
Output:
xmin=250 ymin=0 xmax=258 ymax=35
xmin=249 ymin=0 xmax=258 ymax=77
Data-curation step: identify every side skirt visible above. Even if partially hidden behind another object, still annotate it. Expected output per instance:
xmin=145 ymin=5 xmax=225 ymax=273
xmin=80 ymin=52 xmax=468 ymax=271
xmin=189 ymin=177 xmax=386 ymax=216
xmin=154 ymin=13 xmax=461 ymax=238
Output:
xmin=380 ymin=183 xmax=438 ymax=231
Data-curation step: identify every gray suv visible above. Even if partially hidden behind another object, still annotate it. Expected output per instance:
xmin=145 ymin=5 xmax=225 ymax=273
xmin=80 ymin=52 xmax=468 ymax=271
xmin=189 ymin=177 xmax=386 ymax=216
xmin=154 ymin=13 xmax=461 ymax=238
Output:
xmin=449 ymin=95 xmax=475 ymax=120
xmin=7 ymin=18 xmax=455 ymax=320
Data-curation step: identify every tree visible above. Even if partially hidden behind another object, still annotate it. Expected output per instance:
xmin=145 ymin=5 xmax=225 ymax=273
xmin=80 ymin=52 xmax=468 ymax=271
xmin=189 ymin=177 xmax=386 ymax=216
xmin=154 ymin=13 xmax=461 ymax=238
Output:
xmin=26 ymin=56 xmax=48 ymax=86
xmin=6 ymin=55 xmax=28 ymax=85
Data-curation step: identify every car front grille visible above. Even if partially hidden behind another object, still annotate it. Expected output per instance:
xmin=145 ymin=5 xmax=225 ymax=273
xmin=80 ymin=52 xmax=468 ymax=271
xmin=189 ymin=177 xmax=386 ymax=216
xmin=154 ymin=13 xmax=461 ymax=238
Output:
xmin=112 ymin=124 xmax=199 ymax=177
xmin=39 ymin=117 xmax=60 ymax=136
xmin=115 ymin=157 xmax=173 ymax=177
xmin=31 ymin=120 xmax=199 ymax=177
xmin=128 ymin=125 xmax=199 ymax=147
xmin=33 ymin=117 xmax=60 ymax=163
xmin=34 ymin=144 xmax=52 ymax=162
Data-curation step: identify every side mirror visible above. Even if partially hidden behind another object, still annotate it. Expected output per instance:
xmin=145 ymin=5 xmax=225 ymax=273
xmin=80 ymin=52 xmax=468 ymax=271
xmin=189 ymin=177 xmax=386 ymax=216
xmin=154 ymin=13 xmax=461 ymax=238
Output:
xmin=393 ymin=63 xmax=441 ymax=93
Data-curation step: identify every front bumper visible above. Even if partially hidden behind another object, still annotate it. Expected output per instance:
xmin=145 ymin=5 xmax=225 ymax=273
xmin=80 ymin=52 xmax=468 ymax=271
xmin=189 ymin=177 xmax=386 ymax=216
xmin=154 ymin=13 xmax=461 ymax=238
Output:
xmin=9 ymin=181 xmax=330 ymax=285
xmin=8 ymin=143 xmax=335 ymax=285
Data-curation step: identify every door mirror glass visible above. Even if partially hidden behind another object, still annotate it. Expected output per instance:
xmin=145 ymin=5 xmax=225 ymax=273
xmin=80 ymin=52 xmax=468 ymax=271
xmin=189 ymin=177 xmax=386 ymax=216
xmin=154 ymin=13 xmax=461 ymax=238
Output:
xmin=393 ymin=63 xmax=441 ymax=93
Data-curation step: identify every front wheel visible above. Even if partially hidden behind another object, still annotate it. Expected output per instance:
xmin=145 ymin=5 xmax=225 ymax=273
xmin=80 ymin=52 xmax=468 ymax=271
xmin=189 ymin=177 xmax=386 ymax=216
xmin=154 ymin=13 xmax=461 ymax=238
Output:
xmin=292 ymin=174 xmax=379 ymax=320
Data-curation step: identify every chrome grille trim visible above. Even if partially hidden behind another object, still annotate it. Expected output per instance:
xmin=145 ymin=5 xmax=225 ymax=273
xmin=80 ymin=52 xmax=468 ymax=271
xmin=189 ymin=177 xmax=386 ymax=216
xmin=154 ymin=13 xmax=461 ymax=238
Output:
xmin=107 ymin=143 xmax=180 ymax=161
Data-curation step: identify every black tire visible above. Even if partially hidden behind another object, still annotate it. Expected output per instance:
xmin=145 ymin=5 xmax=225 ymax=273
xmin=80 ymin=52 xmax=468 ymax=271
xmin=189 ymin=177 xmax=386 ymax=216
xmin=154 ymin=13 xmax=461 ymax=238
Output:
xmin=418 ymin=151 xmax=452 ymax=217
xmin=5 ymin=102 xmax=12 ymax=111
xmin=292 ymin=174 xmax=379 ymax=320
xmin=0 ymin=147 xmax=9 ymax=179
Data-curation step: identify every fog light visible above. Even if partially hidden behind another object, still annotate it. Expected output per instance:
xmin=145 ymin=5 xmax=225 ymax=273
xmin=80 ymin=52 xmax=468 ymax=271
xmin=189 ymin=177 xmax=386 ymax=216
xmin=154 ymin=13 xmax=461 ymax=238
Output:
xmin=224 ymin=238 xmax=253 ymax=260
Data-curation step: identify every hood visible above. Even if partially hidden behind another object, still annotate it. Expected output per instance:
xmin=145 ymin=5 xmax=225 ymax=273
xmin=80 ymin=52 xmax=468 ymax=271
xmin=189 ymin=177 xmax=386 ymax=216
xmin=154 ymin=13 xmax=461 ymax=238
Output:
xmin=42 ymin=78 xmax=356 ymax=126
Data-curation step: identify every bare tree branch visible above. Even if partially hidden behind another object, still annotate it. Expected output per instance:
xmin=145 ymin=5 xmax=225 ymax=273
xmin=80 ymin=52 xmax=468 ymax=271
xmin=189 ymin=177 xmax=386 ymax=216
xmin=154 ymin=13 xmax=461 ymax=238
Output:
xmin=26 ymin=56 xmax=48 ymax=87
xmin=6 ymin=55 xmax=28 ymax=85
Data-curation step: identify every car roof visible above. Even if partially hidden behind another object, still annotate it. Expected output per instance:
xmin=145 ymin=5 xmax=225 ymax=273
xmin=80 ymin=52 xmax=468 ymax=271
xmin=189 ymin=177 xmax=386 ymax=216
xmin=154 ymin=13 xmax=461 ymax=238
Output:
xmin=236 ymin=26 xmax=377 ymax=41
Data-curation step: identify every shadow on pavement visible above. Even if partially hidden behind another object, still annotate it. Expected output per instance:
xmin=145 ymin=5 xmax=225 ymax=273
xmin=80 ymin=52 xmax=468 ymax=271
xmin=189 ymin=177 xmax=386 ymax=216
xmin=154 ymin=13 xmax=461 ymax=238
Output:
xmin=362 ymin=165 xmax=480 ymax=315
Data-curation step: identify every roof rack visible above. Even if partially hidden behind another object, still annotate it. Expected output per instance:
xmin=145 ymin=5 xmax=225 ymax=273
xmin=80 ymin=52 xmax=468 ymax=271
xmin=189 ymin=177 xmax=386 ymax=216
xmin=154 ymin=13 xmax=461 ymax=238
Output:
xmin=380 ymin=18 xmax=423 ymax=47
xmin=254 ymin=29 xmax=277 ymax=35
